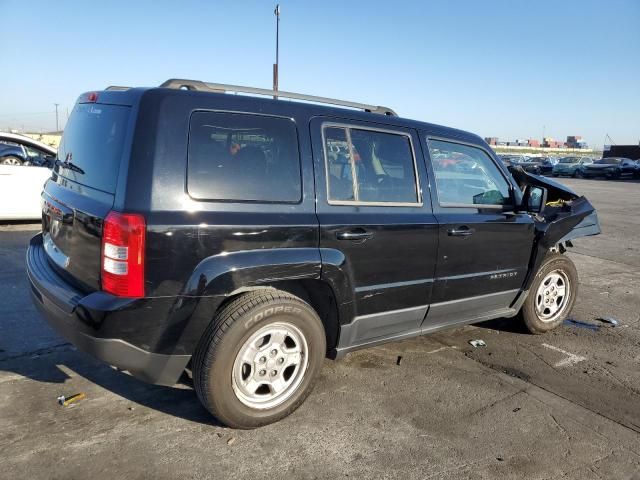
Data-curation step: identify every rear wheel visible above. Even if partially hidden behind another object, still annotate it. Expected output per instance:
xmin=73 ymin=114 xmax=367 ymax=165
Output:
xmin=574 ymin=169 xmax=583 ymax=178
xmin=193 ymin=290 xmax=326 ymax=429
xmin=520 ymin=253 xmax=578 ymax=334
xmin=1 ymin=156 xmax=23 ymax=166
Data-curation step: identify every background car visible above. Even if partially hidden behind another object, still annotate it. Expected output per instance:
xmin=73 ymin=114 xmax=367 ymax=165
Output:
xmin=0 ymin=133 xmax=56 ymax=220
xmin=498 ymin=154 xmax=528 ymax=167
xmin=552 ymin=156 xmax=593 ymax=177
xmin=581 ymin=157 xmax=637 ymax=179
xmin=0 ymin=164 xmax=52 ymax=220
xmin=514 ymin=157 xmax=546 ymax=175
xmin=0 ymin=132 xmax=56 ymax=166
xmin=538 ymin=157 xmax=558 ymax=175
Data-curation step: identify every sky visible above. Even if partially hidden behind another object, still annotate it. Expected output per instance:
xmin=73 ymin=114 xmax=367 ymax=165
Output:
xmin=0 ymin=0 xmax=638 ymax=148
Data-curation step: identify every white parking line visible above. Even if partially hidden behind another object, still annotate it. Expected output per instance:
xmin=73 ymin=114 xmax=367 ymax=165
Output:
xmin=541 ymin=343 xmax=587 ymax=367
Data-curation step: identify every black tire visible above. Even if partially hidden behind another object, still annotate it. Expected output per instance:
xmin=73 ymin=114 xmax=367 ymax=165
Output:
xmin=1 ymin=156 xmax=23 ymax=166
xmin=520 ymin=253 xmax=578 ymax=334
xmin=193 ymin=289 xmax=326 ymax=429
xmin=573 ymin=169 xmax=583 ymax=178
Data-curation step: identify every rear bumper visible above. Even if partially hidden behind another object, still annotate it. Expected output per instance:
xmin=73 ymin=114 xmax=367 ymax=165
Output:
xmin=26 ymin=234 xmax=189 ymax=386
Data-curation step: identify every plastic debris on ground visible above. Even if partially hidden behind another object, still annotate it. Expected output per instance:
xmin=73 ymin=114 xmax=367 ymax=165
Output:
xmin=596 ymin=317 xmax=619 ymax=327
xmin=57 ymin=392 xmax=86 ymax=407
xmin=469 ymin=339 xmax=486 ymax=348
xmin=563 ymin=319 xmax=600 ymax=331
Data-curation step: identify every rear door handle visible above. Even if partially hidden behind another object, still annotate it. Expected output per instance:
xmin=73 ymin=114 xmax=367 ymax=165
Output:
xmin=336 ymin=228 xmax=373 ymax=241
xmin=447 ymin=226 xmax=475 ymax=237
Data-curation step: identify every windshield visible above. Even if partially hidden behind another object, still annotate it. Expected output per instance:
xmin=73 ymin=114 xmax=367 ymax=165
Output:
xmin=596 ymin=158 xmax=622 ymax=165
xmin=56 ymin=103 xmax=131 ymax=193
xmin=559 ymin=157 xmax=579 ymax=164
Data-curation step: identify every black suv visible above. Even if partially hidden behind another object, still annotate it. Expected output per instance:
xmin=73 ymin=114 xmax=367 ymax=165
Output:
xmin=27 ymin=79 xmax=600 ymax=428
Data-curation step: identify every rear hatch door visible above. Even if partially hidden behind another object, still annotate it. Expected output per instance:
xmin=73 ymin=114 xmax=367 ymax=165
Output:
xmin=42 ymin=101 xmax=131 ymax=292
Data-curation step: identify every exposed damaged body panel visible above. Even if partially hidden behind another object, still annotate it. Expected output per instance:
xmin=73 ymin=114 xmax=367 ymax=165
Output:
xmin=509 ymin=166 xmax=601 ymax=291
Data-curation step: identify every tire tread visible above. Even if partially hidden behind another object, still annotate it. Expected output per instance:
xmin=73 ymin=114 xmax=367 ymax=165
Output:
xmin=193 ymin=289 xmax=323 ymax=428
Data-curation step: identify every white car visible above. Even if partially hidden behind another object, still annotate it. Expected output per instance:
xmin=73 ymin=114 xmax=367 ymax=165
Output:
xmin=0 ymin=132 xmax=56 ymax=220
xmin=0 ymin=164 xmax=52 ymax=220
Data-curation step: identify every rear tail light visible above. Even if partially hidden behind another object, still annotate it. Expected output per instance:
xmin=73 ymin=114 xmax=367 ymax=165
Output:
xmin=101 ymin=211 xmax=146 ymax=297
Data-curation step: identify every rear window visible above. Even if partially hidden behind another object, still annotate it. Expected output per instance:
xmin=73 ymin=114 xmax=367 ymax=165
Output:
xmin=187 ymin=112 xmax=301 ymax=203
xmin=56 ymin=103 xmax=130 ymax=193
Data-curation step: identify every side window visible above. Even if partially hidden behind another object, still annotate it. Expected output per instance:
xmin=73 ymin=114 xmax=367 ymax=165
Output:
xmin=25 ymin=146 xmax=42 ymax=159
xmin=323 ymin=125 xmax=419 ymax=204
xmin=324 ymin=127 xmax=355 ymax=201
xmin=188 ymin=112 xmax=301 ymax=202
xmin=428 ymin=139 xmax=511 ymax=207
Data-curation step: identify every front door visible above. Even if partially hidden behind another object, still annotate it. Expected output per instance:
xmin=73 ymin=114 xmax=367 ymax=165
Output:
xmin=310 ymin=117 xmax=438 ymax=348
xmin=421 ymin=136 xmax=535 ymax=329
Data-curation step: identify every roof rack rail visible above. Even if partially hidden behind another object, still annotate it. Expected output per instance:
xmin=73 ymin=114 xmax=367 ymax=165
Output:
xmin=159 ymin=78 xmax=397 ymax=116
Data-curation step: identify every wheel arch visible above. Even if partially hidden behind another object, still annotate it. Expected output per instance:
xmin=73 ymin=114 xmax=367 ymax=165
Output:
xmin=179 ymin=248 xmax=350 ymax=358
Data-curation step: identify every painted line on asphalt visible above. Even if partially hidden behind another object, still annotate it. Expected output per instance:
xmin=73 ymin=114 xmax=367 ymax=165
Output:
xmin=541 ymin=343 xmax=587 ymax=367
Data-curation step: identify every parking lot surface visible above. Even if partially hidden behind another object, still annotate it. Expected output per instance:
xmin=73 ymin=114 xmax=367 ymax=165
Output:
xmin=1 ymin=179 xmax=639 ymax=479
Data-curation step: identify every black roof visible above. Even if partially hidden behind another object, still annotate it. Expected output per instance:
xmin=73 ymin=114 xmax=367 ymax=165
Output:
xmin=80 ymin=85 xmax=484 ymax=146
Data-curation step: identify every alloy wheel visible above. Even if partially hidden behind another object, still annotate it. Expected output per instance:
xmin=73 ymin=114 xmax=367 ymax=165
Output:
xmin=535 ymin=270 xmax=570 ymax=322
xmin=231 ymin=322 xmax=309 ymax=409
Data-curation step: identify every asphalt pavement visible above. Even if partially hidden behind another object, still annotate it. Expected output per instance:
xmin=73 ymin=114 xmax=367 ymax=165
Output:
xmin=0 ymin=179 xmax=639 ymax=479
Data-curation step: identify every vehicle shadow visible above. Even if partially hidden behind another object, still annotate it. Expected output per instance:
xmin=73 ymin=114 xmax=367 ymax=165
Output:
xmin=473 ymin=316 xmax=530 ymax=334
xmin=0 ymin=348 xmax=220 ymax=426
xmin=68 ymin=360 xmax=222 ymax=426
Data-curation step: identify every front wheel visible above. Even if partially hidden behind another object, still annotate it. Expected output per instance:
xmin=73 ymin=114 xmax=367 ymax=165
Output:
xmin=1 ymin=156 xmax=23 ymax=166
xmin=519 ymin=253 xmax=578 ymax=334
xmin=193 ymin=290 xmax=326 ymax=429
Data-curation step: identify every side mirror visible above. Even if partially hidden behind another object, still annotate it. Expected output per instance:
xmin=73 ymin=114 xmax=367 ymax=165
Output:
xmin=522 ymin=185 xmax=547 ymax=213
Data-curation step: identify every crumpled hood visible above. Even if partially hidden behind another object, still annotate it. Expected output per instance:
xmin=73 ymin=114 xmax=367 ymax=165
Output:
xmin=509 ymin=166 xmax=580 ymax=201
xmin=508 ymin=165 xmax=601 ymax=245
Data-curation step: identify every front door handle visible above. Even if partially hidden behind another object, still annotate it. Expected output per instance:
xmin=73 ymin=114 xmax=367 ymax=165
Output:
xmin=447 ymin=226 xmax=475 ymax=237
xmin=336 ymin=228 xmax=373 ymax=241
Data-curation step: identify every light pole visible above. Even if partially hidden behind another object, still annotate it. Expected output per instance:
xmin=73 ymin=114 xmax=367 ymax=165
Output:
xmin=273 ymin=4 xmax=280 ymax=97
xmin=54 ymin=103 xmax=59 ymax=132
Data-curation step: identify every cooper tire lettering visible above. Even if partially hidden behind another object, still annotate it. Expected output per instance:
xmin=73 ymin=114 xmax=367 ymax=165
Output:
xmin=245 ymin=306 xmax=302 ymax=329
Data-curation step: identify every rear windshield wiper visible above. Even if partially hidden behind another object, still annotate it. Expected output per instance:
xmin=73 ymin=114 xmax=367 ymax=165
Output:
xmin=55 ymin=155 xmax=85 ymax=175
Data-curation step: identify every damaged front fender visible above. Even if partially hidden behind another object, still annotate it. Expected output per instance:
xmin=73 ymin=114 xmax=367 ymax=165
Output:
xmin=508 ymin=166 xmax=601 ymax=291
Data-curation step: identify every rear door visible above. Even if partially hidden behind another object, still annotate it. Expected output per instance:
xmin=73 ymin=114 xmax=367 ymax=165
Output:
xmin=42 ymin=101 xmax=131 ymax=291
xmin=421 ymin=136 xmax=535 ymax=328
xmin=311 ymin=117 xmax=438 ymax=348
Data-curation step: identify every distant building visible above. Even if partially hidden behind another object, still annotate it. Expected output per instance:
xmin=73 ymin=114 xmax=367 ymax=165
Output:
xmin=528 ymin=139 xmax=540 ymax=148
xmin=604 ymin=145 xmax=640 ymax=160
xmin=484 ymin=137 xmax=498 ymax=146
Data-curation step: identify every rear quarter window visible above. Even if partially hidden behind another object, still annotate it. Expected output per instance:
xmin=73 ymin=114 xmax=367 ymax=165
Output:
xmin=187 ymin=112 xmax=301 ymax=203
